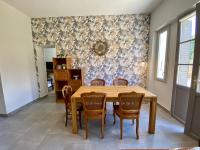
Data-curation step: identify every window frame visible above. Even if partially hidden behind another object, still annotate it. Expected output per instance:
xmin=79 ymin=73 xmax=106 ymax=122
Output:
xmin=155 ymin=25 xmax=170 ymax=82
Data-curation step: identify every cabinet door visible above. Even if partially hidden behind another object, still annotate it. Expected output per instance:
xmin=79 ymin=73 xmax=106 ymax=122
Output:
xmin=54 ymin=70 xmax=68 ymax=81
xmin=69 ymin=80 xmax=82 ymax=92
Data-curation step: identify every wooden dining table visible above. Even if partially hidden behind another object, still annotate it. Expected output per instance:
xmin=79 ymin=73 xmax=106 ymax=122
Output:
xmin=71 ymin=86 xmax=157 ymax=134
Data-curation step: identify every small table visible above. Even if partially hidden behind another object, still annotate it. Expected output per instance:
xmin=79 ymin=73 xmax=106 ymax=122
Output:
xmin=71 ymin=86 xmax=157 ymax=134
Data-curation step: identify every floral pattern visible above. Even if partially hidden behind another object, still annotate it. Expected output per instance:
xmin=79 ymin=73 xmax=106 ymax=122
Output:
xmin=31 ymin=14 xmax=150 ymax=87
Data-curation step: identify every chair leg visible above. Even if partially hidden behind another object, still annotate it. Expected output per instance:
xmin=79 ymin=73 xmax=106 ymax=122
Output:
xmin=113 ymin=103 xmax=115 ymax=124
xmin=101 ymin=118 xmax=104 ymax=139
xmin=78 ymin=111 xmax=82 ymax=129
xmin=136 ymin=118 xmax=139 ymax=139
xmin=65 ymin=110 xmax=68 ymax=126
xmin=104 ymin=114 xmax=106 ymax=124
xmin=85 ymin=118 xmax=88 ymax=139
xmin=104 ymin=103 xmax=106 ymax=124
xmin=132 ymin=119 xmax=135 ymax=125
xmin=120 ymin=118 xmax=123 ymax=139
xmin=113 ymin=111 xmax=116 ymax=125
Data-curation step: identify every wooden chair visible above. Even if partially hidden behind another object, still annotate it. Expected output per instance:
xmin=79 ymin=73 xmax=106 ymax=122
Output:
xmin=62 ymin=85 xmax=82 ymax=128
xmin=91 ymin=79 xmax=105 ymax=86
xmin=113 ymin=78 xmax=128 ymax=122
xmin=113 ymin=78 xmax=128 ymax=86
xmin=113 ymin=92 xmax=144 ymax=139
xmin=81 ymin=92 xmax=106 ymax=139
xmin=91 ymin=78 xmax=107 ymax=123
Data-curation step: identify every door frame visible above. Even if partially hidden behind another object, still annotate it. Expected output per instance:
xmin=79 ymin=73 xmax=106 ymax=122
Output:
xmin=34 ymin=45 xmax=56 ymax=97
xmin=185 ymin=3 xmax=200 ymax=139
xmin=171 ymin=8 xmax=196 ymax=124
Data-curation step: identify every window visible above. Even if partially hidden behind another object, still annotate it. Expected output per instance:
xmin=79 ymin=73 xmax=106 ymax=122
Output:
xmin=176 ymin=12 xmax=196 ymax=87
xmin=156 ymin=27 xmax=169 ymax=81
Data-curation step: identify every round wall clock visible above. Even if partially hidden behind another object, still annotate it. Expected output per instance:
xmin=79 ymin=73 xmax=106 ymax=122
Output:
xmin=93 ymin=40 xmax=108 ymax=56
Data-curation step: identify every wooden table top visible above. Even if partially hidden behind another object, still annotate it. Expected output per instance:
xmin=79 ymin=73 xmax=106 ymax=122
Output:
xmin=71 ymin=86 xmax=157 ymax=99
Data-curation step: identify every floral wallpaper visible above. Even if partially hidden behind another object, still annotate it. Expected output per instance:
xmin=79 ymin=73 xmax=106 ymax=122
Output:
xmin=31 ymin=14 xmax=150 ymax=87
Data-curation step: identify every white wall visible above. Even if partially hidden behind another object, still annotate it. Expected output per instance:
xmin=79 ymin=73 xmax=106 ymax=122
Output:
xmin=44 ymin=48 xmax=56 ymax=62
xmin=148 ymin=0 xmax=199 ymax=111
xmin=0 ymin=0 xmax=38 ymax=114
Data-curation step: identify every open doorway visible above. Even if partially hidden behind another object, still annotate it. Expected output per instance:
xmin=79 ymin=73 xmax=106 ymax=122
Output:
xmin=43 ymin=47 xmax=56 ymax=93
xmin=35 ymin=46 xmax=56 ymax=98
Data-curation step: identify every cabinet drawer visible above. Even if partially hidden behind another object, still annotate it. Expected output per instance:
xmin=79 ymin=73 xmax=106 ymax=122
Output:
xmin=54 ymin=70 xmax=68 ymax=80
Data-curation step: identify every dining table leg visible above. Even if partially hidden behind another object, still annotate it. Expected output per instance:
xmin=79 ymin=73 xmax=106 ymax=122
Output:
xmin=148 ymin=97 xmax=157 ymax=134
xmin=71 ymin=97 xmax=78 ymax=134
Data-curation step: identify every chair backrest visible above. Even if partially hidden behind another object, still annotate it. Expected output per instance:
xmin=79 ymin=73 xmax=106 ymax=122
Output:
xmin=118 ymin=92 xmax=144 ymax=114
xmin=81 ymin=92 xmax=106 ymax=111
xmin=91 ymin=79 xmax=105 ymax=86
xmin=62 ymin=85 xmax=72 ymax=107
xmin=113 ymin=78 xmax=128 ymax=86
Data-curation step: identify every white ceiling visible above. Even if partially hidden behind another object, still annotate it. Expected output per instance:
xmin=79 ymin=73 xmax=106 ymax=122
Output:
xmin=2 ymin=0 xmax=163 ymax=18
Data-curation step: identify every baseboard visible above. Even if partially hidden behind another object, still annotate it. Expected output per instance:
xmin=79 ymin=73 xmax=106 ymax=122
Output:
xmin=172 ymin=114 xmax=185 ymax=124
xmin=187 ymin=132 xmax=200 ymax=140
xmin=157 ymin=103 xmax=171 ymax=115
xmin=0 ymin=97 xmax=41 ymax=117
xmin=157 ymin=102 xmax=187 ymax=126
xmin=40 ymin=94 xmax=48 ymax=99
xmin=0 ymin=114 xmax=8 ymax=117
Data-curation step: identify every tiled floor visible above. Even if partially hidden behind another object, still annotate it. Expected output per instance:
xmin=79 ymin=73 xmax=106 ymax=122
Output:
xmin=0 ymin=93 xmax=198 ymax=150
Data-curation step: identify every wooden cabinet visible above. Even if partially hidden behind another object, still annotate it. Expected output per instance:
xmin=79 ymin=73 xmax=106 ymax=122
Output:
xmin=54 ymin=70 xmax=68 ymax=81
xmin=53 ymin=58 xmax=83 ymax=102
xmin=68 ymin=69 xmax=83 ymax=92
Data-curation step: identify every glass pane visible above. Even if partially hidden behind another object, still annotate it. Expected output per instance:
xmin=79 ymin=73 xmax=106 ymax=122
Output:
xmin=180 ymin=13 xmax=196 ymax=42
xmin=178 ymin=41 xmax=194 ymax=64
xmin=156 ymin=30 xmax=168 ymax=80
xmin=177 ymin=65 xmax=193 ymax=87
xmin=196 ymin=66 xmax=200 ymax=93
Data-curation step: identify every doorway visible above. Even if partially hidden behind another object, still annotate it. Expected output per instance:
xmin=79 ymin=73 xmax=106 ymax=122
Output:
xmin=43 ymin=47 xmax=56 ymax=92
xmin=35 ymin=46 xmax=56 ymax=98
xmin=185 ymin=3 xmax=200 ymax=139
xmin=172 ymin=11 xmax=196 ymax=123
xmin=172 ymin=5 xmax=200 ymax=139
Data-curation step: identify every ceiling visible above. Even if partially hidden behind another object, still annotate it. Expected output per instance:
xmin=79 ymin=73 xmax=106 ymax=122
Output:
xmin=2 ymin=0 xmax=163 ymax=18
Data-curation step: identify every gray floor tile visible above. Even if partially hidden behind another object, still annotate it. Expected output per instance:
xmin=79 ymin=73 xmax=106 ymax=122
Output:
xmin=0 ymin=93 xmax=198 ymax=150
xmin=9 ymin=140 xmax=39 ymax=150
